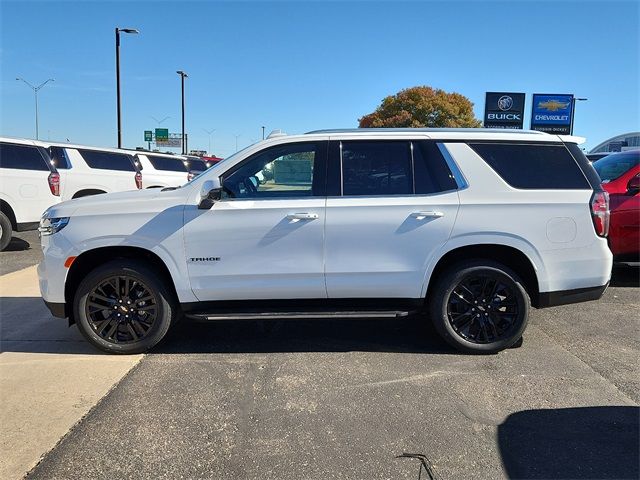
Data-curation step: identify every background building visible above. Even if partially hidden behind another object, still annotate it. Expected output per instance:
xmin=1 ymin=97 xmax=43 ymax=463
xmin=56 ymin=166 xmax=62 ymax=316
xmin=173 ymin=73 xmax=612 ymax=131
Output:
xmin=590 ymin=132 xmax=640 ymax=153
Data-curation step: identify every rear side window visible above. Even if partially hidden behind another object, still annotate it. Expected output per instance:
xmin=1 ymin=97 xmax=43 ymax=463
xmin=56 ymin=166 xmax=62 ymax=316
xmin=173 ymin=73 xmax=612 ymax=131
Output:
xmin=49 ymin=147 xmax=72 ymax=169
xmin=146 ymin=155 xmax=188 ymax=172
xmin=78 ymin=149 xmax=137 ymax=171
xmin=413 ymin=142 xmax=458 ymax=194
xmin=0 ymin=143 xmax=50 ymax=171
xmin=469 ymin=143 xmax=590 ymax=189
xmin=186 ymin=158 xmax=207 ymax=171
xmin=341 ymin=141 xmax=412 ymax=196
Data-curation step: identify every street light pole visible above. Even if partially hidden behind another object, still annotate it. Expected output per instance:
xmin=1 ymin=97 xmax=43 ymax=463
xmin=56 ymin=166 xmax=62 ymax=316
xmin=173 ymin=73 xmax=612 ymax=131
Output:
xmin=176 ymin=71 xmax=188 ymax=154
xmin=203 ymin=128 xmax=216 ymax=154
xmin=262 ymin=126 xmax=265 ymax=140
xmin=16 ymin=78 xmax=54 ymax=140
xmin=570 ymin=97 xmax=588 ymax=135
xmin=235 ymin=134 xmax=242 ymax=152
xmin=115 ymin=27 xmax=139 ymax=149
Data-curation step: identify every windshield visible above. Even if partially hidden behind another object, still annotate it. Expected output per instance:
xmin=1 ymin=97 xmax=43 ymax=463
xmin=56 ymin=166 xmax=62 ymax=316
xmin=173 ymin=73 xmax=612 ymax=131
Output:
xmin=593 ymin=152 xmax=639 ymax=182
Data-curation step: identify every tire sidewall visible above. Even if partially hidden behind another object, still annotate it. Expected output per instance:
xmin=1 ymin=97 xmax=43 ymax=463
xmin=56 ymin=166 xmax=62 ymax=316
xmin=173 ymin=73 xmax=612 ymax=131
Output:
xmin=0 ymin=212 xmax=12 ymax=251
xmin=430 ymin=261 xmax=530 ymax=354
xmin=74 ymin=261 xmax=175 ymax=354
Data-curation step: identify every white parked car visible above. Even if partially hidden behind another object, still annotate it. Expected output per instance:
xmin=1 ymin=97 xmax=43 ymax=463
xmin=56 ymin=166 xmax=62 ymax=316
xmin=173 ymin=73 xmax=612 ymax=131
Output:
xmin=134 ymin=151 xmax=208 ymax=188
xmin=43 ymin=142 xmax=142 ymax=200
xmin=38 ymin=129 xmax=612 ymax=354
xmin=0 ymin=137 xmax=61 ymax=251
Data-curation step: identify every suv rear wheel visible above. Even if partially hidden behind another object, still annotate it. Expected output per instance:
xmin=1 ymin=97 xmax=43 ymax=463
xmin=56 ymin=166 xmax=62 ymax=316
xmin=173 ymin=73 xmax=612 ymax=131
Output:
xmin=429 ymin=260 xmax=529 ymax=354
xmin=0 ymin=211 xmax=12 ymax=251
xmin=74 ymin=260 xmax=176 ymax=354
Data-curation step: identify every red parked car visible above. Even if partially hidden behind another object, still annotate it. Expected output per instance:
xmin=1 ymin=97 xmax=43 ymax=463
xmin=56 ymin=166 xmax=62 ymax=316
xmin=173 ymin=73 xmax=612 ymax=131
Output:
xmin=592 ymin=150 xmax=640 ymax=262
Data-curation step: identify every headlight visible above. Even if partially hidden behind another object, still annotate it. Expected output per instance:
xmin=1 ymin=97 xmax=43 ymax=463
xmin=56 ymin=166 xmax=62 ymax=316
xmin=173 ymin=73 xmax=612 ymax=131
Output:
xmin=39 ymin=216 xmax=69 ymax=236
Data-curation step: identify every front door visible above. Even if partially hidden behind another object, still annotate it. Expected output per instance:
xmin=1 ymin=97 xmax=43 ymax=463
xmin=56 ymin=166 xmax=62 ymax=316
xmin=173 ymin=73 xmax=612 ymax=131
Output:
xmin=184 ymin=141 xmax=328 ymax=301
xmin=324 ymin=139 xmax=460 ymax=299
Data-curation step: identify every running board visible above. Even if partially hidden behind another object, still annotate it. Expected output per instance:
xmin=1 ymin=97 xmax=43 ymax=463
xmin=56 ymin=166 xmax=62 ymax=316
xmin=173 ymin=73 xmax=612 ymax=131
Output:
xmin=186 ymin=310 xmax=412 ymax=321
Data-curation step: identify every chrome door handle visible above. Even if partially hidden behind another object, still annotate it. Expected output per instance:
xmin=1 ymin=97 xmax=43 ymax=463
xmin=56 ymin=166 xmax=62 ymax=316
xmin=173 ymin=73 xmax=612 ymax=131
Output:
xmin=287 ymin=212 xmax=319 ymax=220
xmin=410 ymin=211 xmax=444 ymax=219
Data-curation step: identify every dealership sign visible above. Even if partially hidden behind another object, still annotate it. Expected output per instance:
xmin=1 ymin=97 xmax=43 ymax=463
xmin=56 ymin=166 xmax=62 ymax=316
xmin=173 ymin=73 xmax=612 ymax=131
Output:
xmin=530 ymin=94 xmax=574 ymax=134
xmin=484 ymin=92 xmax=525 ymax=129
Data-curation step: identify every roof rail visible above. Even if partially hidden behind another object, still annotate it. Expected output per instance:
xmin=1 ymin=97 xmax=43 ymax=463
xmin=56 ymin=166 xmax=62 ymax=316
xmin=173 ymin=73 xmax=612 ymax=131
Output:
xmin=304 ymin=128 xmax=548 ymax=135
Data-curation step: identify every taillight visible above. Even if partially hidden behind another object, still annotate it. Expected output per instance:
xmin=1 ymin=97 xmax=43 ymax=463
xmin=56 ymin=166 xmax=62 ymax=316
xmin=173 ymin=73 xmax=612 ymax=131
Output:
xmin=48 ymin=172 xmax=60 ymax=196
xmin=590 ymin=190 xmax=610 ymax=237
xmin=135 ymin=172 xmax=143 ymax=189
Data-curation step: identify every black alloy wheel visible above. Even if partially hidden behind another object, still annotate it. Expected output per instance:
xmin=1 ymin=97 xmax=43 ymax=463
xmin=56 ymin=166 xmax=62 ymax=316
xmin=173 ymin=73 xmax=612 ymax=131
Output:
xmin=429 ymin=260 xmax=529 ymax=354
xmin=85 ymin=275 xmax=158 ymax=344
xmin=447 ymin=272 xmax=519 ymax=344
xmin=74 ymin=260 xmax=176 ymax=354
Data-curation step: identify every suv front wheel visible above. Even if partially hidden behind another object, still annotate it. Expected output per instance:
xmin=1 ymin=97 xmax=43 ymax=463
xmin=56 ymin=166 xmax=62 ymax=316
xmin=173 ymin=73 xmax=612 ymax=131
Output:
xmin=429 ymin=260 xmax=529 ymax=354
xmin=74 ymin=260 xmax=176 ymax=354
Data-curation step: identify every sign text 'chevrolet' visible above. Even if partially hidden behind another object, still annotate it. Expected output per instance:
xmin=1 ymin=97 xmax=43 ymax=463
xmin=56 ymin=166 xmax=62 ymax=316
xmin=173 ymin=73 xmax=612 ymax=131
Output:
xmin=483 ymin=92 xmax=526 ymax=129
xmin=530 ymin=94 xmax=574 ymax=134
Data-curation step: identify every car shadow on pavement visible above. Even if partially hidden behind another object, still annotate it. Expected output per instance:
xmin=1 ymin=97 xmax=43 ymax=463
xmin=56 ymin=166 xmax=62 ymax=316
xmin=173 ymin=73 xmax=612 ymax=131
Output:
xmin=498 ymin=406 xmax=639 ymax=479
xmin=610 ymin=264 xmax=640 ymax=287
xmin=157 ymin=315 xmax=456 ymax=355
xmin=3 ymin=236 xmax=31 ymax=252
xmin=0 ymin=296 xmax=455 ymax=355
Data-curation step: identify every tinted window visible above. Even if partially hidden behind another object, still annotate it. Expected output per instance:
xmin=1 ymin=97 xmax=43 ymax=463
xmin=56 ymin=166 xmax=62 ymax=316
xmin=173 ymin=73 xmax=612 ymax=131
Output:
xmin=49 ymin=146 xmax=72 ymax=169
xmin=469 ymin=143 xmax=590 ymax=189
xmin=223 ymin=142 xmax=325 ymax=199
xmin=0 ymin=143 xmax=50 ymax=171
xmin=78 ymin=149 xmax=137 ymax=171
xmin=186 ymin=158 xmax=207 ymax=172
xmin=413 ymin=142 xmax=458 ymax=194
xmin=593 ymin=152 xmax=639 ymax=182
xmin=146 ymin=155 xmax=188 ymax=172
xmin=342 ymin=141 xmax=412 ymax=196
xmin=566 ymin=143 xmax=602 ymax=189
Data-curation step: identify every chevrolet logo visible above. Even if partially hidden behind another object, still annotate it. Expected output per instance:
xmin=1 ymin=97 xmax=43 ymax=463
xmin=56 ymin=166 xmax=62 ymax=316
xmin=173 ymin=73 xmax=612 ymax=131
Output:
xmin=537 ymin=99 xmax=571 ymax=112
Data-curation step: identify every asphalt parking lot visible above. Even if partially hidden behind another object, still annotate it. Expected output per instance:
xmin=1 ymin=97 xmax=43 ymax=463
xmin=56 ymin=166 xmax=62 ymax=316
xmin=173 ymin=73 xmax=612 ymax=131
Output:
xmin=1 ymin=232 xmax=639 ymax=479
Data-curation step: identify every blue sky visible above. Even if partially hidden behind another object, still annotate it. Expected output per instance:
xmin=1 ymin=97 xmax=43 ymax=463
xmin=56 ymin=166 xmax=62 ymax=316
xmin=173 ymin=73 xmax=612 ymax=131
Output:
xmin=1 ymin=0 xmax=638 ymax=156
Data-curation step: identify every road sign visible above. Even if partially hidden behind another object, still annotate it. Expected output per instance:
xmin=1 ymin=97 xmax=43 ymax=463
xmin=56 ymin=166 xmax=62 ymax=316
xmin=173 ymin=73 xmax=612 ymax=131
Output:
xmin=144 ymin=130 xmax=153 ymax=142
xmin=155 ymin=128 xmax=169 ymax=141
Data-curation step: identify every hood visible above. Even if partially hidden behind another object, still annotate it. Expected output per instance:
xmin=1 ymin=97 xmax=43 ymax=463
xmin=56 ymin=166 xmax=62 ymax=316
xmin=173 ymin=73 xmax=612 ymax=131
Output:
xmin=44 ymin=187 xmax=187 ymax=218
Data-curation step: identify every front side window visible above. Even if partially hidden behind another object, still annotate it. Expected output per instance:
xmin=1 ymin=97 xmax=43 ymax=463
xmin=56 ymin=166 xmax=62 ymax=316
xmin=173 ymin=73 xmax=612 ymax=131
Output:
xmin=0 ymin=143 xmax=50 ymax=171
xmin=78 ymin=149 xmax=137 ymax=171
xmin=341 ymin=141 xmax=412 ymax=196
xmin=222 ymin=142 xmax=325 ymax=199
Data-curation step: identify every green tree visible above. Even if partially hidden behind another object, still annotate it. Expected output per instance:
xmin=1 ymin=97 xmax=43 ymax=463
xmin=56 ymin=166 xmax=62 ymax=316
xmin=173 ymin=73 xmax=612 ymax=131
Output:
xmin=358 ymin=86 xmax=482 ymax=128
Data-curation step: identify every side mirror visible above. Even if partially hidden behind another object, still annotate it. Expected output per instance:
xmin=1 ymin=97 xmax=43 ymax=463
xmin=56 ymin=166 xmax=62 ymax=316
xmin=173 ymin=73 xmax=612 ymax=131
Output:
xmin=198 ymin=178 xmax=222 ymax=209
xmin=627 ymin=174 xmax=640 ymax=195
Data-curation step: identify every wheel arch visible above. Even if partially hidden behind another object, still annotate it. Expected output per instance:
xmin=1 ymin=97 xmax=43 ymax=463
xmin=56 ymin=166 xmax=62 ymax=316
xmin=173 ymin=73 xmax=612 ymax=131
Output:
xmin=0 ymin=199 xmax=17 ymax=229
xmin=65 ymin=246 xmax=179 ymax=323
xmin=72 ymin=189 xmax=107 ymax=199
xmin=424 ymin=243 xmax=542 ymax=308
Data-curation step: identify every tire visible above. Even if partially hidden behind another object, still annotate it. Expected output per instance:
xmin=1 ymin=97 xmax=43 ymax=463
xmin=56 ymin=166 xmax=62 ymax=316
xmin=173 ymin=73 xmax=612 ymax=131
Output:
xmin=428 ymin=259 xmax=530 ymax=354
xmin=0 ymin=212 xmax=12 ymax=251
xmin=74 ymin=260 xmax=177 ymax=354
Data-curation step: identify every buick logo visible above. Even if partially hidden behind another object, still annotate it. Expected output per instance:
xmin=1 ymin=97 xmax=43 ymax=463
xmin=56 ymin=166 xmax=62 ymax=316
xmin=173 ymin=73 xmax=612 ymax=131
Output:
xmin=497 ymin=95 xmax=513 ymax=111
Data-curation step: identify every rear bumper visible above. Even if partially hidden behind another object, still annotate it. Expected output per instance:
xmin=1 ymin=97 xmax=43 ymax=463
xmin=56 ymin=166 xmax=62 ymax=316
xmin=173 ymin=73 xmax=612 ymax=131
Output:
xmin=536 ymin=283 xmax=609 ymax=308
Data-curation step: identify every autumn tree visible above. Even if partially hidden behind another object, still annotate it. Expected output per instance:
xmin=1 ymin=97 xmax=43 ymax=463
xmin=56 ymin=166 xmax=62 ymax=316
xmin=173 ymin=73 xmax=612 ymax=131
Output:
xmin=358 ymin=86 xmax=482 ymax=128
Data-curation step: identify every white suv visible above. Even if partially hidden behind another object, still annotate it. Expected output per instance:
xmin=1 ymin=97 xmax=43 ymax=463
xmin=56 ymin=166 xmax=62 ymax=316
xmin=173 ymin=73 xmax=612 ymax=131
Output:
xmin=37 ymin=129 xmax=612 ymax=354
xmin=0 ymin=137 xmax=61 ymax=251
xmin=43 ymin=142 xmax=142 ymax=200
xmin=134 ymin=151 xmax=207 ymax=188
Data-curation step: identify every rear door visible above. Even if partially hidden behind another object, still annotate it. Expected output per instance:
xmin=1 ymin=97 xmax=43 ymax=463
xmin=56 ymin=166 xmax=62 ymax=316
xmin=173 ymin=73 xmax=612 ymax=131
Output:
xmin=324 ymin=139 xmax=460 ymax=299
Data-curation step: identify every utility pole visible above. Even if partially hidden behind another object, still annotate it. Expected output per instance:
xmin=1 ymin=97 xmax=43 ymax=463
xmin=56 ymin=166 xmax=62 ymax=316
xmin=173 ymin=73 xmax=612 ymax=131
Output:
xmin=176 ymin=71 xmax=188 ymax=154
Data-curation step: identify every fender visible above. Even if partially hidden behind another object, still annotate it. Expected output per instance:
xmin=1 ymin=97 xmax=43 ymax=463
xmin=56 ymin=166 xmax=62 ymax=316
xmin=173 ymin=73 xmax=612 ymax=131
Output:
xmin=420 ymin=232 xmax=548 ymax=298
